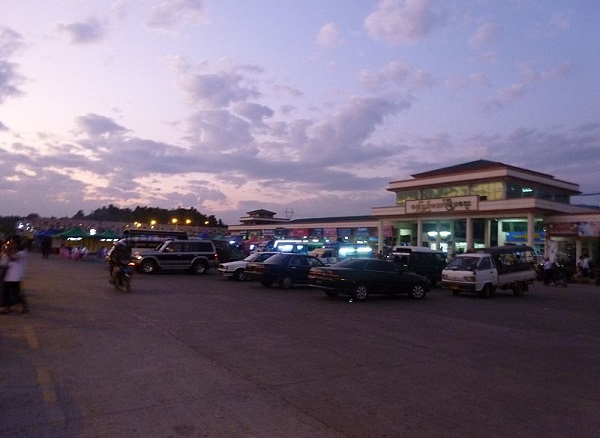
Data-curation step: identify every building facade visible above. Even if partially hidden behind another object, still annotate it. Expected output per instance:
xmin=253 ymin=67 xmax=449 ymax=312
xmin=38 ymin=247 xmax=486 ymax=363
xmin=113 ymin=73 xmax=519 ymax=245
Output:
xmin=228 ymin=161 xmax=600 ymax=264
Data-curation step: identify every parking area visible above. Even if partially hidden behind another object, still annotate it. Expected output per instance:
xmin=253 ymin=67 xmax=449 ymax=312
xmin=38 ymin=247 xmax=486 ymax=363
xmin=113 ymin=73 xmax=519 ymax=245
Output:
xmin=1 ymin=255 xmax=600 ymax=437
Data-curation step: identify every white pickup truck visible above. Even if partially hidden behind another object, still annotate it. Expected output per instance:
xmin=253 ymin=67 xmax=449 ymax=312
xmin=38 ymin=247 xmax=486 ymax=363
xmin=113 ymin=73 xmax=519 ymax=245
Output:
xmin=441 ymin=246 xmax=536 ymax=298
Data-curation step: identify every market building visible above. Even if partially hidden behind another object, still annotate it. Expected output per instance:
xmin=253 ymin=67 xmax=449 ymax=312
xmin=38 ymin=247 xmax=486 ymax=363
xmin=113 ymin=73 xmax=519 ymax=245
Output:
xmin=227 ymin=160 xmax=600 ymax=264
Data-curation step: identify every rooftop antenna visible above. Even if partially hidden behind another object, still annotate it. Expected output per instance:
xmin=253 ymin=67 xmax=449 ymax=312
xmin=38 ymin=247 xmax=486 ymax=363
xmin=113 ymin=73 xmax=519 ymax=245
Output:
xmin=284 ymin=208 xmax=294 ymax=219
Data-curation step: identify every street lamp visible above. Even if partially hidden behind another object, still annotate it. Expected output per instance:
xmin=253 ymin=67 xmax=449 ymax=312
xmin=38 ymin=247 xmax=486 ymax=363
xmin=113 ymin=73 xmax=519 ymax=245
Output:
xmin=172 ymin=218 xmax=178 ymax=230
xmin=150 ymin=220 xmax=156 ymax=229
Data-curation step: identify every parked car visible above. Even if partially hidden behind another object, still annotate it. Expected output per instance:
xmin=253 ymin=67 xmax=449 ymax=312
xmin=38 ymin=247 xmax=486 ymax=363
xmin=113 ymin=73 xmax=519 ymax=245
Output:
xmin=131 ymin=239 xmax=218 ymax=275
xmin=308 ymin=258 xmax=430 ymax=302
xmin=245 ymin=253 xmax=325 ymax=289
xmin=212 ymin=239 xmax=246 ymax=263
xmin=389 ymin=246 xmax=447 ymax=285
xmin=217 ymin=252 xmax=278 ymax=281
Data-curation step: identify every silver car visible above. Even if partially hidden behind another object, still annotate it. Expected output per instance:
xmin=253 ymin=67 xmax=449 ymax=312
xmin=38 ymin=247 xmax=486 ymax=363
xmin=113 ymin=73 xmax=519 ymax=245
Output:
xmin=217 ymin=252 xmax=278 ymax=281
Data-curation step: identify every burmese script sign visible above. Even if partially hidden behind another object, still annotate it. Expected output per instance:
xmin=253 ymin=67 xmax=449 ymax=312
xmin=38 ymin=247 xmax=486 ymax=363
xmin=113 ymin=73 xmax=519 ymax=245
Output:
xmin=406 ymin=196 xmax=479 ymax=214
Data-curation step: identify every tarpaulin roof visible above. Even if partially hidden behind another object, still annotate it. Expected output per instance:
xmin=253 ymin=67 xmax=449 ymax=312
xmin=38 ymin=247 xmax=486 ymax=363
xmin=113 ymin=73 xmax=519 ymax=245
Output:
xmin=56 ymin=227 xmax=91 ymax=238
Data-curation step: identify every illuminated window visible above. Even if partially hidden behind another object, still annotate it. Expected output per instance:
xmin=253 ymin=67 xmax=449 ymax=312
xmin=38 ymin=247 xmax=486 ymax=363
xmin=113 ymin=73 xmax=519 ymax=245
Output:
xmin=396 ymin=190 xmax=420 ymax=206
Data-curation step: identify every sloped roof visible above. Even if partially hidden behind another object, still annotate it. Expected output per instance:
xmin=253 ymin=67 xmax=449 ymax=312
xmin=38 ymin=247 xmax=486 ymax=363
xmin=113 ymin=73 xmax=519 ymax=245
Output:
xmin=412 ymin=160 xmax=553 ymax=179
xmin=56 ymin=227 xmax=91 ymax=238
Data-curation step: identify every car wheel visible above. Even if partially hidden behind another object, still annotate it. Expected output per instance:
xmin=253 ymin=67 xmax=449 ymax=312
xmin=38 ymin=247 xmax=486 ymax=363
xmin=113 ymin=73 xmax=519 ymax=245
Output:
xmin=233 ymin=269 xmax=246 ymax=281
xmin=480 ymin=284 xmax=493 ymax=298
xmin=141 ymin=260 xmax=157 ymax=274
xmin=409 ymin=282 xmax=427 ymax=299
xmin=260 ymin=280 xmax=273 ymax=288
xmin=324 ymin=291 xmax=338 ymax=298
xmin=192 ymin=260 xmax=208 ymax=275
xmin=513 ymin=282 xmax=526 ymax=297
xmin=279 ymin=275 xmax=293 ymax=290
xmin=352 ymin=283 xmax=368 ymax=301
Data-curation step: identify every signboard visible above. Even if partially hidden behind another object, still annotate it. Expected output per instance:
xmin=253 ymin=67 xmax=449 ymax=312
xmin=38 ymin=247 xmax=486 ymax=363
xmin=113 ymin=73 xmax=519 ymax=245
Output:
xmin=323 ymin=228 xmax=337 ymax=238
xmin=547 ymin=223 xmax=578 ymax=237
xmin=505 ymin=231 xmax=545 ymax=243
xmin=406 ymin=196 xmax=478 ymax=214
xmin=291 ymin=228 xmax=309 ymax=237
xmin=577 ymin=222 xmax=600 ymax=237
xmin=355 ymin=227 xmax=370 ymax=237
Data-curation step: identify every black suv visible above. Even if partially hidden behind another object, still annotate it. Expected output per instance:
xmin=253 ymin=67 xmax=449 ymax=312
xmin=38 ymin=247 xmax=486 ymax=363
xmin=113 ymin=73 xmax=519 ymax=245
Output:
xmin=132 ymin=239 xmax=218 ymax=275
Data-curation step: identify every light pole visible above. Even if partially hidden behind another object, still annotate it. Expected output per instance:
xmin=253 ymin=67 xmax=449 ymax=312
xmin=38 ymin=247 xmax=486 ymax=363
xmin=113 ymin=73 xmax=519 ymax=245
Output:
xmin=172 ymin=218 xmax=178 ymax=230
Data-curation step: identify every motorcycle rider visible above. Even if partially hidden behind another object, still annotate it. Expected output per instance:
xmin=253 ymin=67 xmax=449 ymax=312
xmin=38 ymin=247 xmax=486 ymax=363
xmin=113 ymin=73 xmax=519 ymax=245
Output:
xmin=108 ymin=240 xmax=132 ymax=283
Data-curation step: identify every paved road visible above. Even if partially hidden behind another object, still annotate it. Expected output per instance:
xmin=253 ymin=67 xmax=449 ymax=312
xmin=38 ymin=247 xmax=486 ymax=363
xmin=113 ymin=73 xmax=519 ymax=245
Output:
xmin=1 ymin=254 xmax=599 ymax=437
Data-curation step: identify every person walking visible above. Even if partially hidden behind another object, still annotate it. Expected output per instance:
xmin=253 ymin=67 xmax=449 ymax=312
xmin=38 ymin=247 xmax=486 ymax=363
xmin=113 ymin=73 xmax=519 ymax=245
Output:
xmin=543 ymin=257 xmax=555 ymax=286
xmin=580 ymin=255 xmax=590 ymax=278
xmin=0 ymin=237 xmax=29 ymax=314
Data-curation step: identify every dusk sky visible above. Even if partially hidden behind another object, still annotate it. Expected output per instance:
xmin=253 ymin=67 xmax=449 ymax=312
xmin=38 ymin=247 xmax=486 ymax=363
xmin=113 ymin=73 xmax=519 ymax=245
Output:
xmin=1 ymin=0 xmax=599 ymax=225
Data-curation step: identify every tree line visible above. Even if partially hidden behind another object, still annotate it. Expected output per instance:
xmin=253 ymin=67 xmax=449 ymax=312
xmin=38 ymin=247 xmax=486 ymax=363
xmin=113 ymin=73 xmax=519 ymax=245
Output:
xmin=0 ymin=205 xmax=225 ymax=235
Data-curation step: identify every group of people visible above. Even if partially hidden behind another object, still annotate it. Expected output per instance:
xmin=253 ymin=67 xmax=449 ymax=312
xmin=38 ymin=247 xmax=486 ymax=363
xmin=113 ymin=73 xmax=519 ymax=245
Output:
xmin=542 ymin=254 xmax=593 ymax=286
xmin=0 ymin=236 xmax=28 ymax=314
xmin=577 ymin=255 xmax=591 ymax=278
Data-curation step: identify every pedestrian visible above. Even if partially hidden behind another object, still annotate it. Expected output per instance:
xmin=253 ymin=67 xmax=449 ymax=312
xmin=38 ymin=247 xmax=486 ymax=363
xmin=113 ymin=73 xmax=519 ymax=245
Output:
xmin=0 ymin=239 xmax=8 ymax=282
xmin=543 ymin=257 xmax=555 ymax=286
xmin=580 ymin=255 xmax=590 ymax=278
xmin=0 ymin=237 xmax=29 ymax=314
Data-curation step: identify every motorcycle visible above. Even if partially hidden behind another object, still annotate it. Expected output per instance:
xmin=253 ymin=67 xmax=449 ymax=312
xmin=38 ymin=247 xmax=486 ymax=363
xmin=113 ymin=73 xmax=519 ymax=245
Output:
xmin=111 ymin=261 xmax=134 ymax=293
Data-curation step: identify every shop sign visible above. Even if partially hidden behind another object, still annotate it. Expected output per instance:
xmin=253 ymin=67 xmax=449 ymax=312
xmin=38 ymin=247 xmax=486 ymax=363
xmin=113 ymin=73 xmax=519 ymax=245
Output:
xmin=383 ymin=225 xmax=393 ymax=237
xmin=262 ymin=229 xmax=275 ymax=236
xmin=406 ymin=196 xmax=478 ymax=214
xmin=505 ymin=231 xmax=545 ymax=243
xmin=355 ymin=227 xmax=369 ymax=237
xmin=576 ymin=221 xmax=600 ymax=237
xmin=312 ymin=228 xmax=323 ymax=237
xmin=547 ymin=223 xmax=578 ymax=237
xmin=338 ymin=228 xmax=352 ymax=237
xmin=323 ymin=228 xmax=337 ymax=238
xmin=291 ymin=228 xmax=309 ymax=237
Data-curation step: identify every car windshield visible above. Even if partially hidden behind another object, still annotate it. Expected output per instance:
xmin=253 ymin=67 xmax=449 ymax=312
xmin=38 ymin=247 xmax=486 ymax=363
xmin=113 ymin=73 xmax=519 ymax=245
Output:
xmin=445 ymin=256 xmax=479 ymax=271
xmin=244 ymin=253 xmax=262 ymax=262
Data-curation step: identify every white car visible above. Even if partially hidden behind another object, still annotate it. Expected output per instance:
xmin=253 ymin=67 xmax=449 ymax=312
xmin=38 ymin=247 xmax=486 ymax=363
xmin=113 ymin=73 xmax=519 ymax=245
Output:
xmin=309 ymin=248 xmax=338 ymax=265
xmin=217 ymin=252 xmax=278 ymax=281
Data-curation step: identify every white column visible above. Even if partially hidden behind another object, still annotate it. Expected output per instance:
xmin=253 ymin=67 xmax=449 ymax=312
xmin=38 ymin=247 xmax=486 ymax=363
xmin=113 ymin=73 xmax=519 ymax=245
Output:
xmin=466 ymin=217 xmax=473 ymax=250
xmin=484 ymin=219 xmax=492 ymax=247
xmin=417 ymin=219 xmax=423 ymax=246
xmin=527 ymin=213 xmax=535 ymax=247
xmin=378 ymin=219 xmax=384 ymax=253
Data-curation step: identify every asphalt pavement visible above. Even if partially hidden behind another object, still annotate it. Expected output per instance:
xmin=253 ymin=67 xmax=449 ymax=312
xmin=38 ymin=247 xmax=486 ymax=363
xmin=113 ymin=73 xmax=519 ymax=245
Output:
xmin=1 ymin=253 xmax=600 ymax=437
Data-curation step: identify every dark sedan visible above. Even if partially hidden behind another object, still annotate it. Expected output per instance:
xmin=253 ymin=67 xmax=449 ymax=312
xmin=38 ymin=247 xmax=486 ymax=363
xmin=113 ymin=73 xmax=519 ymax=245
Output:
xmin=245 ymin=253 xmax=325 ymax=289
xmin=308 ymin=258 xmax=430 ymax=301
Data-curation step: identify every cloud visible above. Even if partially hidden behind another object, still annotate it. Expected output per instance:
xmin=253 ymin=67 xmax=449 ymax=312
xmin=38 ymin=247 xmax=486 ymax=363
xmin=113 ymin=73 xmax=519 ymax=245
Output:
xmin=469 ymin=22 xmax=500 ymax=49
xmin=231 ymin=102 xmax=275 ymax=127
xmin=147 ymin=0 xmax=205 ymax=30
xmin=0 ymin=26 xmax=25 ymax=103
xmin=316 ymin=23 xmax=344 ymax=48
xmin=521 ymin=63 xmax=574 ymax=83
xmin=57 ymin=17 xmax=107 ymax=44
xmin=75 ymin=114 xmax=129 ymax=138
xmin=175 ymin=65 xmax=262 ymax=109
xmin=364 ymin=0 xmax=445 ymax=45
xmin=359 ymin=60 xmax=435 ymax=92
xmin=479 ymin=83 xmax=527 ymax=112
